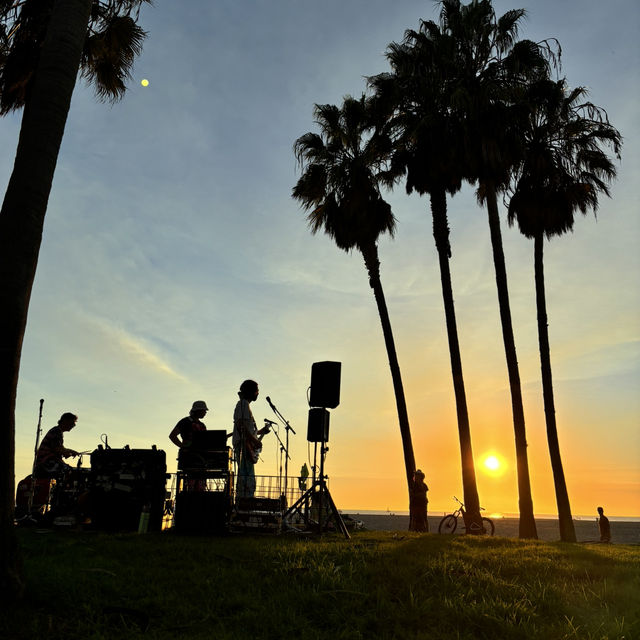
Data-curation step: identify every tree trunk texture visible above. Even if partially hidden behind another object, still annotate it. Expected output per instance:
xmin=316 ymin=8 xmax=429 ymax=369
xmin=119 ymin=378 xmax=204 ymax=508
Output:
xmin=485 ymin=186 xmax=538 ymax=539
xmin=534 ymin=233 xmax=576 ymax=542
xmin=0 ymin=0 xmax=93 ymax=599
xmin=430 ymin=189 xmax=482 ymax=531
xmin=360 ymin=242 xmax=418 ymax=529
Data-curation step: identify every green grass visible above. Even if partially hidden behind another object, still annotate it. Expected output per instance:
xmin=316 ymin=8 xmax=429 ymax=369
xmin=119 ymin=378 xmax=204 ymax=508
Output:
xmin=4 ymin=529 xmax=639 ymax=639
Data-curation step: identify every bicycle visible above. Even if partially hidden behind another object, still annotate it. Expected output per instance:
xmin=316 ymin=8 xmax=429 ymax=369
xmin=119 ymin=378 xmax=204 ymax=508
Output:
xmin=438 ymin=496 xmax=495 ymax=536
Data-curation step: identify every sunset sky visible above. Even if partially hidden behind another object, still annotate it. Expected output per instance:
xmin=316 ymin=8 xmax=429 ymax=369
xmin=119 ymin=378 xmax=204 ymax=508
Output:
xmin=3 ymin=0 xmax=638 ymax=518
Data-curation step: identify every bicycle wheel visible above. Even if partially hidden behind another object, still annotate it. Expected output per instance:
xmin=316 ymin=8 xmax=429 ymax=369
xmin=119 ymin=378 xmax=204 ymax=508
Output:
xmin=481 ymin=517 xmax=495 ymax=536
xmin=438 ymin=514 xmax=458 ymax=534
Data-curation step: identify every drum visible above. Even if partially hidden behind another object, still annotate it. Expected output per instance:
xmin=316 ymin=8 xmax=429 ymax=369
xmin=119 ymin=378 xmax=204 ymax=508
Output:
xmin=15 ymin=476 xmax=53 ymax=517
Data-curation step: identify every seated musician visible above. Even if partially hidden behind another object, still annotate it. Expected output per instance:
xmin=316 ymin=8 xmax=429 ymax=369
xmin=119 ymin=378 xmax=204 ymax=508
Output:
xmin=169 ymin=401 xmax=208 ymax=448
xmin=34 ymin=412 xmax=79 ymax=478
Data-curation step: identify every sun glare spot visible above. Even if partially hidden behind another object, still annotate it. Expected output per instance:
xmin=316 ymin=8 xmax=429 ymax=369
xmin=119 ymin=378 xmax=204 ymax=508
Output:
xmin=141 ymin=78 xmax=149 ymax=87
xmin=480 ymin=452 xmax=507 ymax=477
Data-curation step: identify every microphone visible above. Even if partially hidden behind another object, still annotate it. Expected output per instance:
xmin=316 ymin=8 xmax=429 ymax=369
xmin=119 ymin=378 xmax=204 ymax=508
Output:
xmin=264 ymin=418 xmax=277 ymax=426
xmin=266 ymin=396 xmax=276 ymax=410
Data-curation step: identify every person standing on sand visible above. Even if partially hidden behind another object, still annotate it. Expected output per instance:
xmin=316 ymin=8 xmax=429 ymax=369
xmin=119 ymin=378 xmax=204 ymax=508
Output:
xmin=597 ymin=506 xmax=611 ymax=543
xmin=409 ymin=469 xmax=429 ymax=532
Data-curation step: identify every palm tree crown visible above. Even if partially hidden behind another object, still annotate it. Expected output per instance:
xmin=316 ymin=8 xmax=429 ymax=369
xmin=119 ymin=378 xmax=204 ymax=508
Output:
xmin=372 ymin=20 xmax=463 ymax=207
xmin=508 ymin=78 xmax=622 ymax=238
xmin=434 ymin=0 xmax=555 ymax=190
xmin=0 ymin=0 xmax=149 ymax=114
xmin=293 ymin=96 xmax=396 ymax=253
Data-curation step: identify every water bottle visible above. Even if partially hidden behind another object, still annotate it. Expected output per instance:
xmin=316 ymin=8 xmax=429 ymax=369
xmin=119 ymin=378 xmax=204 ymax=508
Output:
xmin=138 ymin=503 xmax=150 ymax=534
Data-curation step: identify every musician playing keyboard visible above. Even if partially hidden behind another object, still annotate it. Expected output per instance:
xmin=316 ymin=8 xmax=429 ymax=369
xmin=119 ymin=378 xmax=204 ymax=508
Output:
xmin=34 ymin=412 xmax=79 ymax=478
xmin=233 ymin=380 xmax=270 ymax=498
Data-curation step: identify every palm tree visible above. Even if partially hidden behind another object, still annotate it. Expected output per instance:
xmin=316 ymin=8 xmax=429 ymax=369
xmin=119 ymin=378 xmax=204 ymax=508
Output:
xmin=292 ymin=95 xmax=419 ymax=527
xmin=0 ymin=0 xmax=148 ymax=599
xmin=369 ymin=21 xmax=485 ymax=532
xmin=507 ymin=79 xmax=621 ymax=542
xmin=0 ymin=0 xmax=148 ymax=113
xmin=434 ymin=0 xmax=557 ymax=539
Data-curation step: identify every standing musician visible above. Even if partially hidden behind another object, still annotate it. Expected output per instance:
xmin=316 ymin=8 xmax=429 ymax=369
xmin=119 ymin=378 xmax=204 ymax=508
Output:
xmin=169 ymin=400 xmax=209 ymax=449
xmin=233 ymin=380 xmax=270 ymax=498
xmin=34 ymin=412 xmax=79 ymax=478
xmin=169 ymin=400 xmax=209 ymax=492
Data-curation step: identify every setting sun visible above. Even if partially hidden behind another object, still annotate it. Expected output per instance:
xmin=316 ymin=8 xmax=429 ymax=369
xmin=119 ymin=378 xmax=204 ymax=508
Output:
xmin=480 ymin=452 xmax=507 ymax=477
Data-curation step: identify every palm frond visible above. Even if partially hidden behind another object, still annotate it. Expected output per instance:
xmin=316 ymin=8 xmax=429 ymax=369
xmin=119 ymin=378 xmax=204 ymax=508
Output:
xmin=81 ymin=15 xmax=146 ymax=102
xmin=292 ymin=94 xmax=396 ymax=253
xmin=508 ymin=77 xmax=621 ymax=239
xmin=0 ymin=0 xmax=148 ymax=111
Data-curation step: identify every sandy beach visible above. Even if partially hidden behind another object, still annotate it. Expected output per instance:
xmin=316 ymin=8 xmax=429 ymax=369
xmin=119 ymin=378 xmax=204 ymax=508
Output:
xmin=345 ymin=514 xmax=640 ymax=544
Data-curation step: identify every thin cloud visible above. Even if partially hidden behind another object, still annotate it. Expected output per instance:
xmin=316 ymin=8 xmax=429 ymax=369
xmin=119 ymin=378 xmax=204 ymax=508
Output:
xmin=86 ymin=315 xmax=188 ymax=383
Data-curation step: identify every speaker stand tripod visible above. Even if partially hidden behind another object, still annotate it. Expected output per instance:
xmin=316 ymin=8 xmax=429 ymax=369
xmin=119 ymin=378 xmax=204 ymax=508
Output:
xmin=282 ymin=441 xmax=350 ymax=539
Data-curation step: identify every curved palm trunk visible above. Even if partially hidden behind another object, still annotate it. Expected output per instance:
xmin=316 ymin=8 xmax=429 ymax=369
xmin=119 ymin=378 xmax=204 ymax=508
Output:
xmin=0 ymin=0 xmax=93 ymax=598
xmin=430 ymin=190 xmax=482 ymax=530
xmin=485 ymin=186 xmax=538 ymax=539
xmin=534 ymin=233 xmax=576 ymax=542
xmin=360 ymin=242 xmax=417 ymax=529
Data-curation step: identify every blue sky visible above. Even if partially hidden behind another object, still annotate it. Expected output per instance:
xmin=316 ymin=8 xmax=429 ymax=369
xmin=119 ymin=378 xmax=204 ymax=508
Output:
xmin=3 ymin=0 xmax=639 ymax=516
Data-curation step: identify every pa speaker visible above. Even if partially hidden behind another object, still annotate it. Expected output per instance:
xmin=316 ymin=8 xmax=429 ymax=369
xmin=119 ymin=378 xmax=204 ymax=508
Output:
xmin=309 ymin=361 xmax=341 ymax=408
xmin=307 ymin=408 xmax=330 ymax=442
xmin=175 ymin=491 xmax=230 ymax=534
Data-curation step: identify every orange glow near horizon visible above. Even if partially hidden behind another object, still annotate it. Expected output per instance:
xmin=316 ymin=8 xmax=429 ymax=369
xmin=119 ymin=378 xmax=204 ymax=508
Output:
xmin=320 ymin=396 xmax=640 ymax=518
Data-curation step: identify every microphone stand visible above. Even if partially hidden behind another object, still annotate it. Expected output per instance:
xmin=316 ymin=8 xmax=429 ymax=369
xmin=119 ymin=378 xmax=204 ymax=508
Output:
xmin=266 ymin=420 xmax=288 ymax=499
xmin=266 ymin=398 xmax=295 ymax=506
xmin=25 ymin=399 xmax=45 ymax=521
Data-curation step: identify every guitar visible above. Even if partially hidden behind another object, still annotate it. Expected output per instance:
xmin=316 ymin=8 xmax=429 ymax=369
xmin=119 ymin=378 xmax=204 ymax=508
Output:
xmin=246 ymin=428 xmax=270 ymax=464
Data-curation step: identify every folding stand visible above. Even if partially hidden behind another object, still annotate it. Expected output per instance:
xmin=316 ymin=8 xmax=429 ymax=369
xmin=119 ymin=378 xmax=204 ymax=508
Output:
xmin=283 ymin=441 xmax=350 ymax=539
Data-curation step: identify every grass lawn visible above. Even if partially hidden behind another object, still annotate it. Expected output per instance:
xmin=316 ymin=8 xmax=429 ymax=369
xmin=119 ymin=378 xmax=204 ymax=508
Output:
xmin=4 ymin=528 xmax=639 ymax=639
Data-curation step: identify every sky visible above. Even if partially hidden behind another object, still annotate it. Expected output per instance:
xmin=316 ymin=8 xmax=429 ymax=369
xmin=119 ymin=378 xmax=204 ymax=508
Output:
xmin=2 ymin=0 xmax=639 ymax=518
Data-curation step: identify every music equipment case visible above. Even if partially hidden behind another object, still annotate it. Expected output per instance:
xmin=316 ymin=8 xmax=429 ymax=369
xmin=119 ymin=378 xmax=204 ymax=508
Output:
xmin=90 ymin=446 xmax=167 ymax=532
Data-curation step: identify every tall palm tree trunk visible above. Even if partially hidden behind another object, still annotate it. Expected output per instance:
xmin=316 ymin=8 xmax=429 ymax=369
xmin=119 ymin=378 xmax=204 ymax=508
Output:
xmin=485 ymin=186 xmax=538 ymax=539
xmin=0 ymin=0 xmax=93 ymax=599
xmin=430 ymin=190 xmax=482 ymax=529
xmin=534 ymin=233 xmax=576 ymax=542
xmin=360 ymin=242 xmax=417 ymax=526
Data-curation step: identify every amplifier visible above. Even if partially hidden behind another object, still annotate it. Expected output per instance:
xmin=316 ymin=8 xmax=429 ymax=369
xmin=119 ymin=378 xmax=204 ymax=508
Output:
xmin=174 ymin=491 xmax=230 ymax=534
xmin=90 ymin=446 xmax=167 ymax=532
xmin=91 ymin=446 xmax=167 ymax=475
xmin=191 ymin=430 xmax=228 ymax=450
xmin=178 ymin=447 xmax=232 ymax=472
